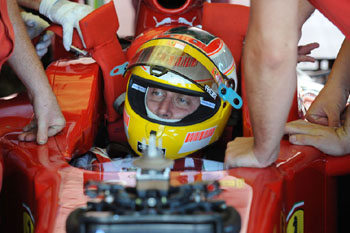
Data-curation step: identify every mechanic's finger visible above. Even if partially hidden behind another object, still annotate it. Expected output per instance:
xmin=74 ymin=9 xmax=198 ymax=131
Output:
xmin=23 ymin=120 xmax=37 ymax=132
xmin=37 ymin=38 xmax=51 ymax=49
xmin=43 ymin=31 xmax=54 ymax=40
xmin=62 ymin=24 xmax=74 ymax=51
xmin=36 ymin=48 xmax=48 ymax=57
xmin=18 ymin=131 xmax=36 ymax=142
xmin=36 ymin=120 xmax=49 ymax=145
xmin=298 ymin=42 xmax=319 ymax=54
xmin=285 ymin=120 xmax=325 ymax=135
xmin=297 ymin=55 xmax=316 ymax=63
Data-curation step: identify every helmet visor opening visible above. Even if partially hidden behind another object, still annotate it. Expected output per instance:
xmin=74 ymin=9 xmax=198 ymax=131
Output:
xmin=145 ymin=86 xmax=201 ymax=122
xmin=127 ymin=75 xmax=221 ymax=126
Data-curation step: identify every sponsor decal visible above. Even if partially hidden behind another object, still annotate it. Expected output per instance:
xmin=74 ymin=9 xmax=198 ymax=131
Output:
xmin=23 ymin=203 xmax=35 ymax=233
xmin=219 ymin=178 xmax=245 ymax=189
xmin=179 ymin=127 xmax=216 ymax=153
xmin=153 ymin=16 xmax=197 ymax=27
xmin=123 ymin=109 xmax=130 ymax=128
xmin=131 ymin=83 xmax=146 ymax=93
xmin=200 ymin=99 xmax=215 ymax=109
xmin=286 ymin=201 xmax=304 ymax=233
xmin=204 ymin=85 xmax=217 ymax=99
xmin=184 ymin=127 xmax=215 ymax=143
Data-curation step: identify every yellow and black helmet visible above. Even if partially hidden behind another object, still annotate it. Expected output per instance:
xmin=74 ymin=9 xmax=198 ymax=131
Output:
xmin=123 ymin=26 xmax=242 ymax=159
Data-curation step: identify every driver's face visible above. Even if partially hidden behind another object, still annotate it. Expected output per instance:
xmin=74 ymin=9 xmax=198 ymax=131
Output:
xmin=146 ymin=87 xmax=200 ymax=120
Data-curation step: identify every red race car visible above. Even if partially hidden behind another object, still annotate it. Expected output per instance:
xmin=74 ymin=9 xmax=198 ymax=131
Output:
xmin=0 ymin=1 xmax=349 ymax=233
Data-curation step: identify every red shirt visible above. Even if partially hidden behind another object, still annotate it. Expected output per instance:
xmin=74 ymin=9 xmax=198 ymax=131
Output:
xmin=309 ymin=0 xmax=350 ymax=39
xmin=0 ymin=0 xmax=15 ymax=69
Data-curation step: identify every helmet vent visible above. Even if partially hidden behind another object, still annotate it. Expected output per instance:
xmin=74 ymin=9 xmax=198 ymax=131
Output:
xmin=156 ymin=0 xmax=187 ymax=9
xmin=150 ymin=66 xmax=168 ymax=77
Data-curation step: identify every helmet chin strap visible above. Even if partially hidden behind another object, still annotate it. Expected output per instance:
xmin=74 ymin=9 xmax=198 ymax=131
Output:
xmin=145 ymin=88 xmax=182 ymax=123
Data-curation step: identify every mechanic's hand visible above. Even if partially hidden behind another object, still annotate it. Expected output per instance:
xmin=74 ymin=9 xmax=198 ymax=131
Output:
xmin=39 ymin=0 xmax=93 ymax=51
xmin=21 ymin=11 xmax=53 ymax=57
xmin=21 ymin=11 xmax=49 ymax=39
xmin=297 ymin=42 xmax=319 ymax=63
xmin=35 ymin=31 xmax=54 ymax=57
xmin=306 ymin=84 xmax=348 ymax=127
xmin=18 ymin=91 xmax=66 ymax=145
xmin=225 ymin=137 xmax=276 ymax=168
xmin=285 ymin=107 xmax=350 ymax=156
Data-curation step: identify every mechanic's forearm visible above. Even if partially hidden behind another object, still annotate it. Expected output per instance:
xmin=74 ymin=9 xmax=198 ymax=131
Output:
xmin=244 ymin=45 xmax=297 ymax=163
xmin=16 ymin=0 xmax=41 ymax=11
xmin=7 ymin=0 xmax=53 ymax=99
xmin=326 ymin=39 xmax=350 ymax=93
xmin=297 ymin=0 xmax=315 ymax=39
xmin=244 ymin=0 xmax=299 ymax=165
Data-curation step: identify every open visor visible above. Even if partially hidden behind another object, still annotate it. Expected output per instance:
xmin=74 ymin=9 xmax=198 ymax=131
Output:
xmin=127 ymin=73 xmax=221 ymax=126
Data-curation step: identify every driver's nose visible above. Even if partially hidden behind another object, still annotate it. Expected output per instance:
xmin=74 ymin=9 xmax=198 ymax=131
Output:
xmin=156 ymin=96 xmax=173 ymax=119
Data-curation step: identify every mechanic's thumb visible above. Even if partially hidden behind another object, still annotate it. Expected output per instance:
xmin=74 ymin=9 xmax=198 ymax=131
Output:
xmin=305 ymin=113 xmax=328 ymax=126
xmin=62 ymin=24 xmax=74 ymax=51
xmin=37 ymin=120 xmax=49 ymax=145
xmin=289 ymin=134 xmax=318 ymax=148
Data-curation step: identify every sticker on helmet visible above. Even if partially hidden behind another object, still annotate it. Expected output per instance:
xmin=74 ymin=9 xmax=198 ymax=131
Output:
xmin=179 ymin=127 xmax=216 ymax=153
xmin=200 ymin=99 xmax=215 ymax=109
xmin=131 ymin=83 xmax=146 ymax=93
xmin=204 ymin=85 xmax=217 ymax=99
xmin=123 ymin=110 xmax=130 ymax=128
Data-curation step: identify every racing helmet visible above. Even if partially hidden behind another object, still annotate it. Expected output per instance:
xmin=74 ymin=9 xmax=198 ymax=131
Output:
xmin=123 ymin=26 xmax=242 ymax=159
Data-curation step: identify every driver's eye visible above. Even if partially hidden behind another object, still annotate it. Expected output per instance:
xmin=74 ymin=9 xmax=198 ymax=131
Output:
xmin=151 ymin=89 xmax=165 ymax=97
xmin=176 ymin=96 xmax=191 ymax=106
xmin=148 ymin=88 xmax=166 ymax=102
xmin=152 ymin=91 xmax=161 ymax=96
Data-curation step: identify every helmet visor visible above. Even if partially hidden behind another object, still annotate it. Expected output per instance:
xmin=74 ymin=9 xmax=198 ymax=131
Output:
xmin=130 ymin=45 xmax=215 ymax=88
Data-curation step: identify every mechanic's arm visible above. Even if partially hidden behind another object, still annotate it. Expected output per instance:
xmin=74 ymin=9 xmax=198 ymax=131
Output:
xmin=305 ymin=39 xmax=350 ymax=126
xmin=17 ymin=0 xmax=93 ymax=51
xmin=225 ymin=0 xmax=299 ymax=168
xmin=285 ymin=39 xmax=350 ymax=155
xmin=7 ymin=0 xmax=65 ymax=144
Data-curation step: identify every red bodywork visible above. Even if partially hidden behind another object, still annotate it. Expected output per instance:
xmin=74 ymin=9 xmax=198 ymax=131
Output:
xmin=0 ymin=1 xmax=349 ymax=233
